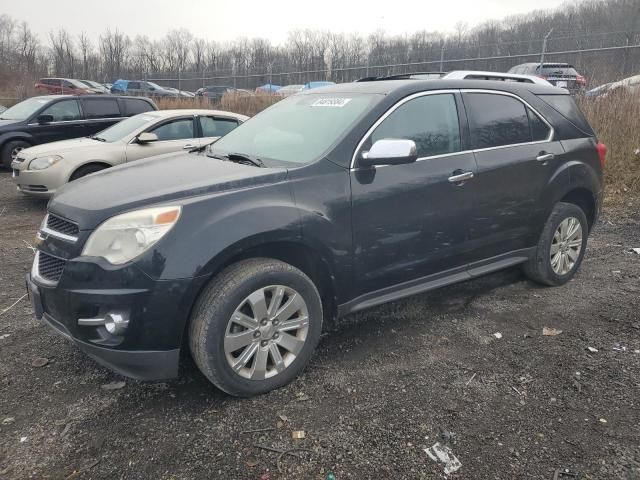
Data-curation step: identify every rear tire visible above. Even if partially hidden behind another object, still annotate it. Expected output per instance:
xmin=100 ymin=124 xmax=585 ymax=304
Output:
xmin=189 ymin=258 xmax=323 ymax=397
xmin=1 ymin=140 xmax=31 ymax=168
xmin=524 ymin=202 xmax=588 ymax=286
xmin=70 ymin=164 xmax=108 ymax=181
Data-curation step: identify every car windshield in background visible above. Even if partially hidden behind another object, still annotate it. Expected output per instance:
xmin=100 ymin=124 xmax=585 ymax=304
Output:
xmin=96 ymin=113 xmax=160 ymax=142
xmin=147 ymin=82 xmax=165 ymax=90
xmin=211 ymin=93 xmax=380 ymax=165
xmin=0 ymin=97 xmax=50 ymax=121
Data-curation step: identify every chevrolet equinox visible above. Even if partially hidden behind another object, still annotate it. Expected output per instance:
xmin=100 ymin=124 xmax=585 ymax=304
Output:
xmin=27 ymin=79 xmax=605 ymax=397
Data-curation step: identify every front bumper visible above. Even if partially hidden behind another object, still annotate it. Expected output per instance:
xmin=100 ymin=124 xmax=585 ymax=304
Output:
xmin=26 ymin=256 xmax=207 ymax=380
xmin=11 ymin=163 xmax=63 ymax=198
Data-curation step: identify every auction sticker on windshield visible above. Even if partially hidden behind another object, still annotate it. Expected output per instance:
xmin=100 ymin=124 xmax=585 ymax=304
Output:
xmin=311 ymin=98 xmax=352 ymax=107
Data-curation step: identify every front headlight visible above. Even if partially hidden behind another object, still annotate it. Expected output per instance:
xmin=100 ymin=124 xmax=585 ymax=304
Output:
xmin=29 ymin=155 xmax=63 ymax=170
xmin=82 ymin=206 xmax=181 ymax=265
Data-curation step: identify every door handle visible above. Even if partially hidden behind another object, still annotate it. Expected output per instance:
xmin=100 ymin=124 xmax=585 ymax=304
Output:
xmin=536 ymin=153 xmax=555 ymax=163
xmin=448 ymin=171 xmax=474 ymax=183
xmin=183 ymin=144 xmax=196 ymax=150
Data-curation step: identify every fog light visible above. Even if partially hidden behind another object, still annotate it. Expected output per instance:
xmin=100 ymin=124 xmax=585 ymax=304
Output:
xmin=104 ymin=313 xmax=129 ymax=335
xmin=78 ymin=310 xmax=130 ymax=336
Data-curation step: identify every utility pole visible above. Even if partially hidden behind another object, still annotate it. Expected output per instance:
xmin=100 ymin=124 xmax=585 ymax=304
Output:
xmin=539 ymin=28 xmax=554 ymax=72
xmin=440 ymin=43 xmax=445 ymax=72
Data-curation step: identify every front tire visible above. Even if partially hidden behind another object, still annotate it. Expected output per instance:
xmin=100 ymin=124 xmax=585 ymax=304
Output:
xmin=70 ymin=164 xmax=108 ymax=181
xmin=1 ymin=140 xmax=31 ymax=168
xmin=524 ymin=202 xmax=588 ymax=286
xmin=189 ymin=258 xmax=323 ymax=397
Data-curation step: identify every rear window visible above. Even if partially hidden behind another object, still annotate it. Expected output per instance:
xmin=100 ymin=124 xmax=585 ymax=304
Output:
xmin=537 ymin=65 xmax=578 ymax=76
xmin=536 ymin=94 xmax=594 ymax=136
xmin=122 ymin=98 xmax=154 ymax=115
xmin=83 ymin=98 xmax=121 ymax=119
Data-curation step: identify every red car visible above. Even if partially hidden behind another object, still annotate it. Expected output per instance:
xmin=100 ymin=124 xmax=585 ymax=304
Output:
xmin=34 ymin=78 xmax=102 ymax=95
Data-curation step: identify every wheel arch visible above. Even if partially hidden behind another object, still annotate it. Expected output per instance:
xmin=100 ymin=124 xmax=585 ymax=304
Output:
xmin=180 ymin=239 xmax=338 ymax=349
xmin=560 ymin=187 xmax=597 ymax=231
xmin=69 ymin=161 xmax=113 ymax=180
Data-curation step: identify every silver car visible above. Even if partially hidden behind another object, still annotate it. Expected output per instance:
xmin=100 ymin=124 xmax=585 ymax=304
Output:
xmin=12 ymin=109 xmax=247 ymax=198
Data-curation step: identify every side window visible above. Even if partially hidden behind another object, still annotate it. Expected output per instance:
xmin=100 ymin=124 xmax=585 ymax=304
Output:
xmin=200 ymin=116 xmax=239 ymax=137
xmin=150 ymin=118 xmax=194 ymax=141
xmin=123 ymin=99 xmax=153 ymax=115
xmin=62 ymin=80 xmax=75 ymax=89
xmin=128 ymin=81 xmax=141 ymax=90
xmin=466 ymin=93 xmax=530 ymax=149
xmin=83 ymin=99 xmax=121 ymax=119
xmin=369 ymin=94 xmax=461 ymax=158
xmin=40 ymin=100 xmax=82 ymax=122
xmin=527 ymin=108 xmax=551 ymax=141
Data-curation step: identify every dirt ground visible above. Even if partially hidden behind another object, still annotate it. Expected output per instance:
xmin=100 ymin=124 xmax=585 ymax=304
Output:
xmin=0 ymin=169 xmax=639 ymax=480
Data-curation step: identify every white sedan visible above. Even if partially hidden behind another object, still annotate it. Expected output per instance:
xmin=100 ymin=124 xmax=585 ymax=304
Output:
xmin=11 ymin=109 xmax=248 ymax=198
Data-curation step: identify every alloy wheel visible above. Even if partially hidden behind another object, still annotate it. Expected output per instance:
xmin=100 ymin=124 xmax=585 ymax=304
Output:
xmin=224 ymin=285 xmax=309 ymax=380
xmin=550 ymin=217 xmax=583 ymax=275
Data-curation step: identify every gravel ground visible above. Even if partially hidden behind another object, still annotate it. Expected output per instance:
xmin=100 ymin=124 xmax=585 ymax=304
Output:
xmin=0 ymin=170 xmax=639 ymax=480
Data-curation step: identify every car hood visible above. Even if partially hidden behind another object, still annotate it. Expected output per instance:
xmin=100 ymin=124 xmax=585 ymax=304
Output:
xmin=49 ymin=152 xmax=289 ymax=229
xmin=20 ymin=137 xmax=120 ymax=159
xmin=0 ymin=119 xmax=22 ymax=129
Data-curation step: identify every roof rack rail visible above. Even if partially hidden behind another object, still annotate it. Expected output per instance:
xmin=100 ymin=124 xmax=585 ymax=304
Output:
xmin=356 ymin=72 xmax=446 ymax=82
xmin=355 ymin=70 xmax=552 ymax=86
xmin=442 ymin=70 xmax=552 ymax=85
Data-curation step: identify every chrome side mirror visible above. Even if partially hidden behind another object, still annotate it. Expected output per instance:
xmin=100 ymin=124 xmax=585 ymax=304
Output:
xmin=359 ymin=139 xmax=418 ymax=167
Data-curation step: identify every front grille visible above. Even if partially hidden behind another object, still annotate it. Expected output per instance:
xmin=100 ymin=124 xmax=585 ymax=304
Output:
xmin=38 ymin=251 xmax=66 ymax=282
xmin=46 ymin=214 xmax=79 ymax=237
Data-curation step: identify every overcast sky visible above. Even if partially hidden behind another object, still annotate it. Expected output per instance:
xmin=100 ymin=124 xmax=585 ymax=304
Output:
xmin=4 ymin=0 xmax=563 ymax=44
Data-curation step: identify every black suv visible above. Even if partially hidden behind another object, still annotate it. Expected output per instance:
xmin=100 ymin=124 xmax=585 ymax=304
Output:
xmin=0 ymin=95 xmax=157 ymax=167
xmin=507 ymin=63 xmax=587 ymax=92
xmin=27 ymin=79 xmax=605 ymax=396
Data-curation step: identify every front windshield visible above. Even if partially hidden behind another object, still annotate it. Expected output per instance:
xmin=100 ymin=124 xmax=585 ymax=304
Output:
xmin=0 ymin=97 xmax=50 ymax=121
xmin=96 ymin=113 xmax=160 ymax=142
xmin=211 ymin=93 xmax=379 ymax=165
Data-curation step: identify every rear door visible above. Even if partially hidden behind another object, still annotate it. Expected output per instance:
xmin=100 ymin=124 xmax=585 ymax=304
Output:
xmin=27 ymin=99 xmax=85 ymax=144
xmin=462 ymin=90 xmax=565 ymax=260
xmin=125 ymin=115 xmax=199 ymax=162
xmin=350 ymin=91 xmax=480 ymax=295
xmin=80 ymin=97 xmax=122 ymax=135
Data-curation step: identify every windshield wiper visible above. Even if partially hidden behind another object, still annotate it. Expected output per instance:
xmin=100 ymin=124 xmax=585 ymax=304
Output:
xmin=225 ymin=153 xmax=265 ymax=168
xmin=89 ymin=135 xmax=106 ymax=142
xmin=189 ymin=138 xmax=220 ymax=154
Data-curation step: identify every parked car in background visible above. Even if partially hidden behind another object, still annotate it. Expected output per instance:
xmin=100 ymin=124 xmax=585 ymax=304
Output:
xmin=80 ymin=80 xmax=111 ymax=94
xmin=195 ymin=86 xmax=247 ymax=101
xmin=303 ymin=81 xmax=336 ymax=89
xmin=164 ymin=87 xmax=195 ymax=97
xmin=277 ymin=84 xmax=304 ymax=96
xmin=12 ymin=109 xmax=246 ymax=197
xmin=35 ymin=78 xmax=102 ymax=95
xmin=26 ymin=79 xmax=605 ymax=397
xmin=584 ymin=82 xmax=614 ymax=98
xmin=0 ymin=95 xmax=156 ymax=168
xmin=111 ymin=80 xmax=176 ymax=97
xmin=507 ymin=63 xmax=586 ymax=92
xmin=256 ymin=84 xmax=282 ymax=93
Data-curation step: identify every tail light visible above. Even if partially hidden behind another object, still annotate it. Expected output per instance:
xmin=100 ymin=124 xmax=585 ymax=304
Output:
xmin=536 ymin=74 xmax=548 ymax=80
xmin=576 ymin=75 xmax=587 ymax=86
xmin=203 ymin=91 xmax=209 ymax=97
xmin=596 ymin=143 xmax=607 ymax=168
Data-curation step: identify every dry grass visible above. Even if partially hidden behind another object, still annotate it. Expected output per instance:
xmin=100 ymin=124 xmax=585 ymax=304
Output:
xmin=580 ymin=91 xmax=640 ymax=195
xmin=155 ymin=92 xmax=281 ymax=116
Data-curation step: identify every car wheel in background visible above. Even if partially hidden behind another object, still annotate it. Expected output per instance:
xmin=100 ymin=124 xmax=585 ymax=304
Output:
xmin=1 ymin=140 xmax=31 ymax=168
xmin=524 ymin=202 xmax=588 ymax=286
xmin=189 ymin=258 xmax=323 ymax=397
xmin=69 ymin=164 xmax=108 ymax=181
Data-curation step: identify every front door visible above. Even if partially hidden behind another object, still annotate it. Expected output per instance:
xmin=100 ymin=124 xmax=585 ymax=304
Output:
xmin=27 ymin=99 xmax=85 ymax=145
xmin=350 ymin=92 xmax=479 ymax=297
xmin=125 ymin=116 xmax=199 ymax=162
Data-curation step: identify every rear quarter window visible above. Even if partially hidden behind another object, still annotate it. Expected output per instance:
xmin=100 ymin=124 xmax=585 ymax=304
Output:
xmin=536 ymin=94 xmax=594 ymax=137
